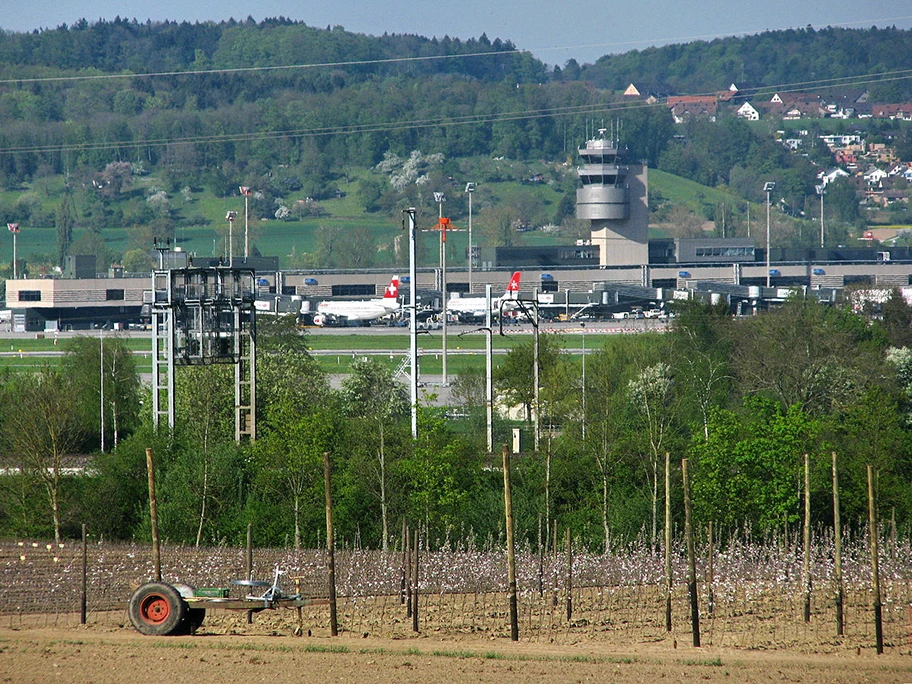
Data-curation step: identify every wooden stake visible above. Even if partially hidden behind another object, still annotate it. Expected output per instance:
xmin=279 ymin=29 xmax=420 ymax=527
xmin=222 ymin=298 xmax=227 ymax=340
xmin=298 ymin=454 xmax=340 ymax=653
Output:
xmin=832 ymin=453 xmax=844 ymax=636
xmin=503 ymin=444 xmax=519 ymax=641
xmin=664 ymin=451 xmax=672 ymax=633
xmin=707 ymin=521 xmax=714 ymax=617
xmin=400 ymin=518 xmax=408 ymax=606
xmin=682 ymin=458 xmax=700 ymax=647
xmin=145 ymin=448 xmax=161 ymax=582
xmin=565 ymin=527 xmax=573 ymax=621
xmin=868 ymin=465 xmax=883 ymax=654
xmin=803 ymin=453 xmax=811 ymax=623
xmin=246 ymin=523 xmax=254 ymax=624
xmin=324 ymin=451 xmax=338 ymax=636
xmin=412 ymin=528 xmax=420 ymax=633
xmin=80 ymin=524 xmax=87 ymax=625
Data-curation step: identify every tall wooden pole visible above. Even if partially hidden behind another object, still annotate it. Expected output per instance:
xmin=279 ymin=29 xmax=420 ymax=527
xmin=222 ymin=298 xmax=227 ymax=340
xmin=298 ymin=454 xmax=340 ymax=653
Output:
xmin=867 ymin=465 xmax=883 ymax=654
xmin=503 ymin=444 xmax=519 ymax=641
xmin=707 ymin=521 xmax=715 ymax=617
xmin=565 ymin=527 xmax=573 ymax=621
xmin=246 ymin=523 xmax=254 ymax=624
xmin=832 ymin=452 xmax=844 ymax=635
xmin=324 ymin=451 xmax=338 ymax=636
xmin=682 ymin=458 xmax=700 ymax=647
xmin=80 ymin=523 xmax=88 ymax=625
xmin=803 ymin=453 xmax=812 ymax=623
xmin=411 ymin=529 xmax=420 ymax=632
xmin=664 ymin=451 xmax=672 ymax=632
xmin=400 ymin=518 xmax=408 ymax=606
xmin=145 ymin=448 xmax=161 ymax=582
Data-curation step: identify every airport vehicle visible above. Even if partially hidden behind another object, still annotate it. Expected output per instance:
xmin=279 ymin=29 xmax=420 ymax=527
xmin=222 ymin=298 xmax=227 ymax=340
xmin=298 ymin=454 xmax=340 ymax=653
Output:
xmin=447 ymin=272 xmax=521 ymax=322
xmin=128 ymin=567 xmax=327 ymax=636
xmin=312 ymin=276 xmax=401 ymax=326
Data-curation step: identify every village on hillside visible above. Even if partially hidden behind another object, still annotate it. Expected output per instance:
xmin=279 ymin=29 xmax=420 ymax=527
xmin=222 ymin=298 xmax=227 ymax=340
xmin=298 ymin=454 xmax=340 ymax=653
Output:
xmin=627 ymin=83 xmax=912 ymax=232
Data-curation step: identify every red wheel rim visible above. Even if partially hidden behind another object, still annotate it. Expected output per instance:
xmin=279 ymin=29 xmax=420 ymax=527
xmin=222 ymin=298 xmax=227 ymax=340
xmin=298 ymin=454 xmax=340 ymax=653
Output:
xmin=139 ymin=594 xmax=171 ymax=624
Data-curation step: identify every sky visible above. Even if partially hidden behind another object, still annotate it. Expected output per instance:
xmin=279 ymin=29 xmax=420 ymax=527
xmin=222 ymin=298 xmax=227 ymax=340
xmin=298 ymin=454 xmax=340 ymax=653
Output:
xmin=3 ymin=1 xmax=912 ymax=67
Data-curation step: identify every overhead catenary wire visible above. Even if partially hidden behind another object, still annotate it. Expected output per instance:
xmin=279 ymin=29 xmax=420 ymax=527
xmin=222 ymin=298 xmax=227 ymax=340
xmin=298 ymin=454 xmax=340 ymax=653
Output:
xmin=0 ymin=25 xmax=910 ymax=157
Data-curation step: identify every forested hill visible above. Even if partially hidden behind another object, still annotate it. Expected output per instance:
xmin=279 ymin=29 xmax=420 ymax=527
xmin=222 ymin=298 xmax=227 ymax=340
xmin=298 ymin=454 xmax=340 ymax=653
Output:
xmin=2 ymin=19 xmax=911 ymax=98
xmin=579 ymin=25 xmax=912 ymax=101
xmin=0 ymin=17 xmax=546 ymax=84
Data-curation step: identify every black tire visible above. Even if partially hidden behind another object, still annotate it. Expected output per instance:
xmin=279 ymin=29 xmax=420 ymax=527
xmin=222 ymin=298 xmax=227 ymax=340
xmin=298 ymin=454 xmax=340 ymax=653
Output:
xmin=128 ymin=582 xmax=187 ymax=636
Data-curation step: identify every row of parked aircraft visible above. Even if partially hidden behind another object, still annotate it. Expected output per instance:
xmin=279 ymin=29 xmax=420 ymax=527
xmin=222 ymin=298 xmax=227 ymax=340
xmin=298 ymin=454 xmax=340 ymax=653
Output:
xmin=310 ymin=272 xmax=521 ymax=326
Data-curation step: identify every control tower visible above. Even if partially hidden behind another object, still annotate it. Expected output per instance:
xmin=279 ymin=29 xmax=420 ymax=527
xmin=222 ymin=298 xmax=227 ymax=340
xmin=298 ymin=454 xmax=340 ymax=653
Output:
xmin=576 ymin=130 xmax=648 ymax=266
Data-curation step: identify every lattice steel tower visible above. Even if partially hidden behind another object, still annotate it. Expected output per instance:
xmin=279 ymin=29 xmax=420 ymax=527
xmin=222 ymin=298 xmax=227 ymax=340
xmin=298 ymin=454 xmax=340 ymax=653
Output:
xmin=151 ymin=265 xmax=257 ymax=442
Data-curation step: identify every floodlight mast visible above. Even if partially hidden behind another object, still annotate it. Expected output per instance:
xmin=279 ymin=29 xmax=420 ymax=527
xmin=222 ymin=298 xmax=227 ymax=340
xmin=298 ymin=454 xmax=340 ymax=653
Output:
xmin=465 ymin=183 xmax=476 ymax=291
xmin=763 ymin=182 xmax=775 ymax=288
xmin=225 ymin=211 xmax=237 ymax=266
xmin=403 ymin=208 xmax=419 ymax=439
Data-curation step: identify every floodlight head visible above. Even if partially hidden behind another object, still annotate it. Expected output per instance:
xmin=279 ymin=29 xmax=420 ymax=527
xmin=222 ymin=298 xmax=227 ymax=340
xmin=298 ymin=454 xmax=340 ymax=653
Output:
xmin=464 ymin=182 xmax=476 ymax=193
xmin=763 ymin=182 xmax=776 ymax=193
xmin=226 ymin=211 xmax=237 ymax=221
xmin=815 ymin=184 xmax=826 ymax=195
xmin=433 ymin=192 xmax=446 ymax=204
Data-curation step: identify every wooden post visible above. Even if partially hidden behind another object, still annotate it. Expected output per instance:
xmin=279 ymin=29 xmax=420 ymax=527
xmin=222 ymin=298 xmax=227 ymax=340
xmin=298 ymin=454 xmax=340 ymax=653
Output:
xmin=868 ymin=465 xmax=883 ymax=654
xmin=537 ymin=513 xmax=544 ymax=597
xmin=405 ymin=525 xmax=412 ymax=616
xmin=400 ymin=518 xmax=408 ymax=606
xmin=324 ymin=451 xmax=338 ymax=637
xmin=707 ymin=521 xmax=714 ymax=617
xmin=503 ymin=444 xmax=519 ymax=641
xmin=832 ymin=452 xmax=844 ymax=636
xmin=246 ymin=523 xmax=254 ymax=624
xmin=411 ymin=528 xmax=420 ymax=633
xmin=565 ymin=527 xmax=573 ymax=621
xmin=145 ymin=448 xmax=161 ymax=582
xmin=664 ymin=451 xmax=672 ymax=633
xmin=80 ymin=524 xmax=87 ymax=625
xmin=551 ymin=521 xmax=558 ymax=607
xmin=803 ymin=453 xmax=811 ymax=623
xmin=682 ymin=458 xmax=700 ymax=647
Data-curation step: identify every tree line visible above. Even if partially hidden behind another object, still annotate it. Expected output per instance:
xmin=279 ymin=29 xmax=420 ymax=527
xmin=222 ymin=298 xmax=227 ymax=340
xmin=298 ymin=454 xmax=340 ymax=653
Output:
xmin=3 ymin=296 xmax=912 ymax=550
xmin=0 ymin=20 xmax=909 ymax=275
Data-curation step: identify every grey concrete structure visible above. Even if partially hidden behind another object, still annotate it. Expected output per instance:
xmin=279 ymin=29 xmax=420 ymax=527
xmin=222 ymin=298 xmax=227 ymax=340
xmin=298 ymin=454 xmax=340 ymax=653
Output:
xmin=576 ymin=131 xmax=649 ymax=267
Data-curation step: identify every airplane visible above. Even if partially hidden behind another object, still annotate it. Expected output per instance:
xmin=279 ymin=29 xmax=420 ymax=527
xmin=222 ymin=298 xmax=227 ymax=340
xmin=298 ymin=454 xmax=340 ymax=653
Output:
xmin=311 ymin=275 xmax=401 ymax=326
xmin=447 ymin=271 xmax=521 ymax=321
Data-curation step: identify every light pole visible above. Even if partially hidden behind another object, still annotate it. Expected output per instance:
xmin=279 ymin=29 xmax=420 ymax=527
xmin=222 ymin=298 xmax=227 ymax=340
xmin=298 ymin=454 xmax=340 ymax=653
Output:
xmin=580 ymin=322 xmax=586 ymax=441
xmin=434 ymin=191 xmax=449 ymax=386
xmin=816 ymin=184 xmax=826 ymax=249
xmin=403 ymin=208 xmax=419 ymax=439
xmin=239 ymin=186 xmax=253 ymax=259
xmin=465 ymin=182 xmax=476 ymax=292
xmin=7 ymin=223 xmax=19 ymax=279
xmin=225 ymin=211 xmax=237 ymax=265
xmin=764 ymin=182 xmax=775 ymax=288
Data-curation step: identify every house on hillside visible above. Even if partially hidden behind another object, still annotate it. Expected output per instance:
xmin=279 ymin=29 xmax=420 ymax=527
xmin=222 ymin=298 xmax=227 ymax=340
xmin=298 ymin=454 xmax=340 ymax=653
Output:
xmin=667 ymin=95 xmax=720 ymax=123
xmin=623 ymin=83 xmax=675 ymax=102
xmin=736 ymin=102 xmax=760 ymax=120
xmin=864 ymin=167 xmax=889 ymax=186
xmin=819 ymin=168 xmax=850 ymax=185
xmin=758 ymin=92 xmax=826 ymax=119
xmin=871 ymin=104 xmax=912 ymax=120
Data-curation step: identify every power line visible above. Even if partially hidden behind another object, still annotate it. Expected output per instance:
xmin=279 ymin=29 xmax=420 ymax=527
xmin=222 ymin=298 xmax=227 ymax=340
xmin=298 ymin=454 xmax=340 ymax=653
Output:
xmin=1 ymin=14 xmax=911 ymax=86
xmin=1 ymin=69 xmax=911 ymax=157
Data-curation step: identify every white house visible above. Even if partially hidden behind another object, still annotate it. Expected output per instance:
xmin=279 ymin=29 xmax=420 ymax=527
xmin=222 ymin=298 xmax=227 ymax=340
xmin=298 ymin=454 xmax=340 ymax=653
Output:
xmin=864 ymin=168 xmax=889 ymax=186
xmin=736 ymin=102 xmax=760 ymax=120
xmin=819 ymin=168 xmax=850 ymax=185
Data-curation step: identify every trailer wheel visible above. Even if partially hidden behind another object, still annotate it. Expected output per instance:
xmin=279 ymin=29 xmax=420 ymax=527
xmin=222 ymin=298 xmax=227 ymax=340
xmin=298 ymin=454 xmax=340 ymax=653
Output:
xmin=129 ymin=582 xmax=187 ymax=636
